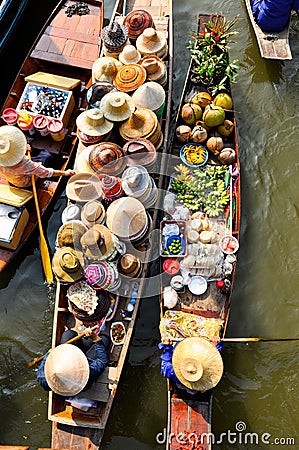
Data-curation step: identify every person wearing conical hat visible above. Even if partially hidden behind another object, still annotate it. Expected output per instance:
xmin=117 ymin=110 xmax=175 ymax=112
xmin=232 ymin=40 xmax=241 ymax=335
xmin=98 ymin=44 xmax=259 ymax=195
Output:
xmin=0 ymin=126 xmax=75 ymax=188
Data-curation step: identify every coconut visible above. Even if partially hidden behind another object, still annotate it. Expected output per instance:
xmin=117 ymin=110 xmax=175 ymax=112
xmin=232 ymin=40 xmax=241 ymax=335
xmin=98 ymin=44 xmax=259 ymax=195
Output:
xmin=217 ymin=119 xmax=234 ymax=137
xmin=218 ymin=148 xmax=236 ymax=165
xmin=191 ymin=125 xmax=208 ymax=143
xmin=191 ymin=91 xmax=212 ymax=109
xmin=202 ymin=104 xmax=225 ymax=127
xmin=206 ymin=136 xmax=224 ymax=155
xmin=213 ymin=93 xmax=233 ymax=110
xmin=181 ymin=103 xmax=202 ymax=126
xmin=199 ymin=230 xmax=213 ymax=244
xmin=176 ymin=125 xmax=191 ymax=143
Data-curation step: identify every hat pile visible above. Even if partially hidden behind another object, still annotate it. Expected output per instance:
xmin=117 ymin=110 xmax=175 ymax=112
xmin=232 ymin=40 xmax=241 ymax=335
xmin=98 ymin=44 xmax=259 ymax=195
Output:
xmin=119 ymin=108 xmax=163 ymax=149
xmin=118 ymin=44 xmax=141 ymax=65
xmin=100 ymin=174 xmax=125 ymax=205
xmin=100 ymin=91 xmax=135 ymax=122
xmin=92 ymin=56 xmax=123 ymax=84
xmin=123 ymin=9 xmax=155 ymax=43
xmin=61 ymin=203 xmax=82 ymax=224
xmin=76 ymin=142 xmax=126 ymax=177
xmin=86 ymin=81 xmax=117 ymax=110
xmin=52 ymin=246 xmax=84 ymax=283
xmin=76 ymin=108 xmax=114 ymax=145
xmin=67 ymin=280 xmax=111 ymax=322
xmin=123 ymin=138 xmax=157 ymax=170
xmin=102 ymin=20 xmax=128 ymax=57
xmin=113 ymin=64 xmax=147 ymax=93
xmin=106 ymin=197 xmax=149 ymax=243
xmin=81 ymin=200 xmax=105 ymax=228
xmin=131 ymin=82 xmax=165 ymax=118
xmin=121 ymin=165 xmax=158 ymax=209
xmin=118 ymin=253 xmax=142 ymax=278
xmin=0 ymin=125 xmax=27 ymax=167
xmin=56 ymin=220 xmax=88 ymax=249
xmin=140 ymin=55 xmax=167 ymax=87
xmin=80 ymin=223 xmax=120 ymax=262
xmin=136 ymin=28 xmax=168 ymax=60
xmin=84 ymin=261 xmax=120 ymax=292
xmin=66 ymin=173 xmax=103 ymax=202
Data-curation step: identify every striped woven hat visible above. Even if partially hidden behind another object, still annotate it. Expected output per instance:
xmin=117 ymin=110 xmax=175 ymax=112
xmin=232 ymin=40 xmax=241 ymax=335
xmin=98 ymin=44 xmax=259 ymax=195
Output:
xmin=102 ymin=21 xmax=128 ymax=51
xmin=124 ymin=9 xmax=155 ymax=42
xmin=113 ymin=64 xmax=147 ymax=93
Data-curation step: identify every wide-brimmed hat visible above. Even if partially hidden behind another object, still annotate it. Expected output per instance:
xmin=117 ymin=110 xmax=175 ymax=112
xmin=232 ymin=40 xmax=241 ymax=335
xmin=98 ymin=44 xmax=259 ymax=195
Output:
xmin=76 ymin=142 xmax=126 ymax=177
xmin=119 ymin=45 xmax=141 ymax=65
xmin=44 ymin=344 xmax=89 ymax=396
xmin=86 ymin=81 xmax=117 ymax=110
xmin=80 ymin=224 xmax=114 ymax=260
xmin=66 ymin=173 xmax=103 ymax=202
xmin=140 ymin=55 xmax=167 ymax=85
xmin=106 ymin=197 xmax=147 ymax=239
xmin=76 ymin=108 xmax=113 ymax=137
xmin=102 ymin=21 xmax=128 ymax=51
xmin=84 ymin=261 xmax=119 ymax=290
xmin=123 ymin=9 xmax=155 ymax=42
xmin=136 ymin=28 xmax=167 ymax=57
xmin=61 ymin=203 xmax=82 ymax=224
xmin=118 ymin=253 xmax=142 ymax=278
xmin=172 ymin=337 xmax=224 ymax=392
xmin=100 ymin=91 xmax=135 ymax=122
xmin=81 ymin=200 xmax=105 ymax=227
xmin=131 ymin=81 xmax=165 ymax=112
xmin=113 ymin=64 xmax=146 ymax=93
xmin=121 ymin=165 xmax=149 ymax=197
xmin=52 ymin=246 xmax=84 ymax=283
xmin=123 ymin=138 xmax=157 ymax=167
xmin=57 ymin=220 xmax=87 ymax=249
xmin=92 ymin=56 xmax=123 ymax=83
xmin=0 ymin=125 xmax=27 ymax=166
xmin=119 ymin=108 xmax=157 ymax=139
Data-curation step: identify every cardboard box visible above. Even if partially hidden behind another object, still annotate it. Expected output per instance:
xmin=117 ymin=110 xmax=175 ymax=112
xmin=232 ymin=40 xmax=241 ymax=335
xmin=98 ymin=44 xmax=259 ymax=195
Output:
xmin=0 ymin=203 xmax=29 ymax=250
xmin=16 ymin=82 xmax=75 ymax=126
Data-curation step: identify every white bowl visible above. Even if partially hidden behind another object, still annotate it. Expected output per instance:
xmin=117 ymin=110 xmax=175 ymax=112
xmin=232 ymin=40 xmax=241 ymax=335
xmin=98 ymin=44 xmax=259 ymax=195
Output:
xmin=188 ymin=276 xmax=208 ymax=295
xmin=219 ymin=235 xmax=239 ymax=254
xmin=110 ymin=321 xmax=126 ymax=345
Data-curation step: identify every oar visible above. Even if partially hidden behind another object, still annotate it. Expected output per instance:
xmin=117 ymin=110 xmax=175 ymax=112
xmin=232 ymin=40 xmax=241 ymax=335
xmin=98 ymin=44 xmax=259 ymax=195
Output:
xmin=222 ymin=337 xmax=299 ymax=343
xmin=27 ymin=152 xmax=53 ymax=284
xmin=27 ymin=325 xmax=98 ymax=367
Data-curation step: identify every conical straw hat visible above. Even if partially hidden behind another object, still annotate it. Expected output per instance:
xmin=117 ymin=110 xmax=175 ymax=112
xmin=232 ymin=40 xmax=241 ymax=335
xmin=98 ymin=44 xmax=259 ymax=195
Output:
xmin=119 ymin=44 xmax=141 ymax=64
xmin=113 ymin=64 xmax=147 ymax=93
xmin=131 ymin=81 xmax=165 ymax=112
xmin=106 ymin=197 xmax=147 ymax=239
xmin=119 ymin=108 xmax=157 ymax=140
xmin=172 ymin=337 xmax=223 ymax=392
xmin=100 ymin=91 xmax=135 ymax=122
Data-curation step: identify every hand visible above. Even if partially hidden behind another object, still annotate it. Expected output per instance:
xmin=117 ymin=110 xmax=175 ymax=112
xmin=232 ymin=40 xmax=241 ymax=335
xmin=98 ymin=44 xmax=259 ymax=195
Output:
xmin=84 ymin=327 xmax=100 ymax=342
xmin=64 ymin=169 xmax=76 ymax=177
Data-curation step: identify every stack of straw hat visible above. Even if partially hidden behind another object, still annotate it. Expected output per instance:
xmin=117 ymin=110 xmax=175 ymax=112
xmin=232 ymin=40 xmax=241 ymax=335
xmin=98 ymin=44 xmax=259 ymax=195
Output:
xmin=131 ymin=81 xmax=165 ymax=118
xmin=118 ymin=253 xmax=142 ymax=278
xmin=136 ymin=27 xmax=168 ymax=60
xmin=81 ymin=200 xmax=106 ymax=228
xmin=118 ymin=44 xmax=141 ymax=65
xmin=102 ymin=20 xmax=128 ymax=57
xmin=121 ymin=165 xmax=158 ymax=209
xmin=92 ymin=56 xmax=123 ymax=84
xmin=123 ymin=9 xmax=155 ymax=43
xmin=100 ymin=91 xmax=135 ymax=122
xmin=100 ymin=174 xmax=125 ymax=206
xmin=84 ymin=261 xmax=120 ymax=292
xmin=139 ymin=55 xmax=167 ymax=87
xmin=56 ymin=220 xmax=88 ymax=250
xmin=123 ymin=138 xmax=157 ymax=170
xmin=52 ymin=246 xmax=84 ymax=283
xmin=85 ymin=81 xmax=116 ymax=110
xmin=80 ymin=223 xmax=120 ymax=262
xmin=113 ymin=64 xmax=147 ymax=93
xmin=76 ymin=108 xmax=114 ymax=145
xmin=119 ymin=108 xmax=163 ymax=149
xmin=66 ymin=173 xmax=103 ymax=203
xmin=76 ymin=142 xmax=126 ymax=177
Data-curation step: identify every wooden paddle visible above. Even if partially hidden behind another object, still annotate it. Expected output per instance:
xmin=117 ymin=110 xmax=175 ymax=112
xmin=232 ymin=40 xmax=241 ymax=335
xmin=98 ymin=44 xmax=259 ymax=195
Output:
xmin=222 ymin=337 xmax=299 ymax=342
xmin=27 ymin=152 xmax=53 ymax=284
xmin=27 ymin=325 xmax=98 ymax=367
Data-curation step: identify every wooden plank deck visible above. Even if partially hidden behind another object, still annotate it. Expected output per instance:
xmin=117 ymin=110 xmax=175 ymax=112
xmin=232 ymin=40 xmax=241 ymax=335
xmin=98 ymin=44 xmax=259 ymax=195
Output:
xmin=31 ymin=0 xmax=103 ymax=69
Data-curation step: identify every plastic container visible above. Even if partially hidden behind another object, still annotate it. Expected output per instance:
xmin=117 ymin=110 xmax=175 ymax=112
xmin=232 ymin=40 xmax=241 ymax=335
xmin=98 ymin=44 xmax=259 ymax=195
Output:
xmin=2 ymin=108 xmax=19 ymax=125
xmin=180 ymin=143 xmax=208 ymax=168
xmin=47 ymin=118 xmax=65 ymax=141
xmin=33 ymin=114 xmax=49 ymax=136
xmin=165 ymin=234 xmax=186 ymax=256
xmin=17 ymin=110 xmax=35 ymax=135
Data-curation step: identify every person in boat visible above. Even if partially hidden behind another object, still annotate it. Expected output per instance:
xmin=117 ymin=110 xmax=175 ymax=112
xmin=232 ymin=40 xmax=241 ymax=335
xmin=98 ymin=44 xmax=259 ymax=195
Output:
xmin=250 ymin=0 xmax=299 ymax=32
xmin=158 ymin=336 xmax=224 ymax=394
xmin=37 ymin=328 xmax=110 ymax=395
xmin=0 ymin=125 xmax=75 ymax=188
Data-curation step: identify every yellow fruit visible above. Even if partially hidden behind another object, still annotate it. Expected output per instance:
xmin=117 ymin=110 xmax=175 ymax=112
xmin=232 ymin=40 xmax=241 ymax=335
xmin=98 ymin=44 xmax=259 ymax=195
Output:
xmin=217 ymin=119 xmax=234 ymax=137
xmin=213 ymin=93 xmax=233 ymax=110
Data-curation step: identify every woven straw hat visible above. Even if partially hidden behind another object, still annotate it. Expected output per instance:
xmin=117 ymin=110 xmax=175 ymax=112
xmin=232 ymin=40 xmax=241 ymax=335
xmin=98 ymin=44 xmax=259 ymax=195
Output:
xmin=172 ymin=337 xmax=223 ymax=392
xmin=113 ymin=64 xmax=147 ymax=93
xmin=102 ymin=21 xmax=128 ymax=51
xmin=76 ymin=108 xmax=113 ymax=137
xmin=0 ymin=125 xmax=27 ymax=167
xmin=131 ymin=81 xmax=165 ymax=112
xmin=80 ymin=224 xmax=114 ymax=260
xmin=61 ymin=203 xmax=82 ymax=224
xmin=66 ymin=173 xmax=103 ymax=202
xmin=67 ymin=280 xmax=109 ymax=321
xmin=118 ymin=253 xmax=142 ymax=278
xmin=136 ymin=28 xmax=167 ymax=56
xmin=76 ymin=142 xmax=126 ymax=177
xmin=119 ymin=108 xmax=157 ymax=139
xmin=92 ymin=56 xmax=123 ymax=83
xmin=123 ymin=9 xmax=155 ymax=42
xmin=119 ymin=44 xmax=141 ymax=64
xmin=100 ymin=91 xmax=135 ymax=122
xmin=57 ymin=220 xmax=87 ymax=249
xmin=123 ymin=138 xmax=157 ymax=167
xmin=44 ymin=344 xmax=89 ymax=396
xmin=86 ymin=81 xmax=117 ymax=110
xmin=52 ymin=246 xmax=84 ymax=283
xmin=106 ymin=197 xmax=147 ymax=239
xmin=81 ymin=200 xmax=105 ymax=227
xmin=140 ymin=55 xmax=167 ymax=84
xmin=121 ymin=165 xmax=149 ymax=197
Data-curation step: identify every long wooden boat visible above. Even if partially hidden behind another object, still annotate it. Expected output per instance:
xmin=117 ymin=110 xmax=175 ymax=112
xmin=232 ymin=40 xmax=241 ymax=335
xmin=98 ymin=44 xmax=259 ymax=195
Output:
xmin=158 ymin=14 xmax=241 ymax=450
xmin=0 ymin=0 xmax=103 ymax=274
xmin=0 ymin=0 xmax=30 ymax=50
xmin=244 ymin=0 xmax=292 ymax=60
xmin=49 ymin=0 xmax=173 ymax=448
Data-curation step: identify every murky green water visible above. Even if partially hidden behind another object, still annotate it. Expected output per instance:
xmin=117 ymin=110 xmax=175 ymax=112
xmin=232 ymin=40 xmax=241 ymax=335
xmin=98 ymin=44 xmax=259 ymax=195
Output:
xmin=0 ymin=0 xmax=299 ymax=448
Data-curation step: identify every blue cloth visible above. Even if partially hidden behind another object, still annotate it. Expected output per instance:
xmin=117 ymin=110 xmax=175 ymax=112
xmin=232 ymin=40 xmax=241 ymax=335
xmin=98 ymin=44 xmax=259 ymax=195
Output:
xmin=251 ymin=0 xmax=299 ymax=32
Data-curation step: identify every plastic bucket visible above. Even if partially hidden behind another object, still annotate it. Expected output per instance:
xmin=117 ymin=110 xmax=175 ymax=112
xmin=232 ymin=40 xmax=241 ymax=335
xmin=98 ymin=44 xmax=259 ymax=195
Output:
xmin=33 ymin=114 xmax=49 ymax=136
xmin=17 ymin=110 xmax=35 ymax=135
xmin=47 ymin=118 xmax=65 ymax=141
xmin=2 ymin=108 xmax=19 ymax=125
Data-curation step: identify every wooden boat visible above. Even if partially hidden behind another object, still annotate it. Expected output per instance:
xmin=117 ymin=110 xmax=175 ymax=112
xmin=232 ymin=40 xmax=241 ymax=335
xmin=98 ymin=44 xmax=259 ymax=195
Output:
xmin=244 ymin=0 xmax=292 ymax=60
xmin=0 ymin=0 xmax=103 ymax=273
xmin=48 ymin=0 xmax=173 ymax=448
xmin=0 ymin=0 xmax=30 ymax=50
xmin=158 ymin=14 xmax=241 ymax=450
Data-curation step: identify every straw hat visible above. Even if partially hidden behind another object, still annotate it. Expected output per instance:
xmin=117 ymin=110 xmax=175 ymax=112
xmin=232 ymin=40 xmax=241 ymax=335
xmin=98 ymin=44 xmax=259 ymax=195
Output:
xmin=113 ymin=64 xmax=147 ymax=93
xmin=0 ymin=125 xmax=27 ymax=166
xmin=131 ymin=82 xmax=165 ymax=112
xmin=123 ymin=138 xmax=157 ymax=167
xmin=123 ymin=9 xmax=155 ymax=42
xmin=61 ymin=203 xmax=82 ymax=224
xmin=80 ymin=224 xmax=114 ymax=260
xmin=84 ymin=261 xmax=119 ymax=290
xmin=119 ymin=108 xmax=157 ymax=139
xmin=100 ymin=91 xmax=135 ymax=122
xmin=66 ymin=173 xmax=103 ymax=202
xmin=140 ymin=55 xmax=167 ymax=85
xmin=57 ymin=220 xmax=87 ymax=249
xmin=121 ymin=165 xmax=149 ymax=197
xmin=136 ymin=28 xmax=167 ymax=57
xmin=76 ymin=142 xmax=126 ymax=177
xmin=118 ymin=253 xmax=142 ymax=278
xmin=86 ymin=81 xmax=117 ymax=110
xmin=92 ymin=56 xmax=123 ymax=83
xmin=52 ymin=246 xmax=84 ymax=283
xmin=106 ymin=197 xmax=147 ymax=239
xmin=172 ymin=337 xmax=224 ymax=392
xmin=44 ymin=344 xmax=89 ymax=396
xmin=102 ymin=21 xmax=128 ymax=51
xmin=76 ymin=109 xmax=113 ymax=137
xmin=81 ymin=200 xmax=105 ymax=227
xmin=119 ymin=44 xmax=141 ymax=65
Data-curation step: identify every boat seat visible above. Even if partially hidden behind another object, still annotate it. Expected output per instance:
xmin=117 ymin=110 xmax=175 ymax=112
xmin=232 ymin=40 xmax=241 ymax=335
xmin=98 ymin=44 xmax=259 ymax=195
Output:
xmin=75 ymin=366 xmax=118 ymax=403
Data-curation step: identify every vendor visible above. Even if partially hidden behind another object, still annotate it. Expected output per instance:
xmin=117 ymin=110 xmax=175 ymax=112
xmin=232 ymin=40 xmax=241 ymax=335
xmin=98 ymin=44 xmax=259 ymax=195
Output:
xmin=0 ymin=125 xmax=75 ymax=188
xmin=37 ymin=328 xmax=110 ymax=394
xmin=250 ymin=0 xmax=299 ymax=32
